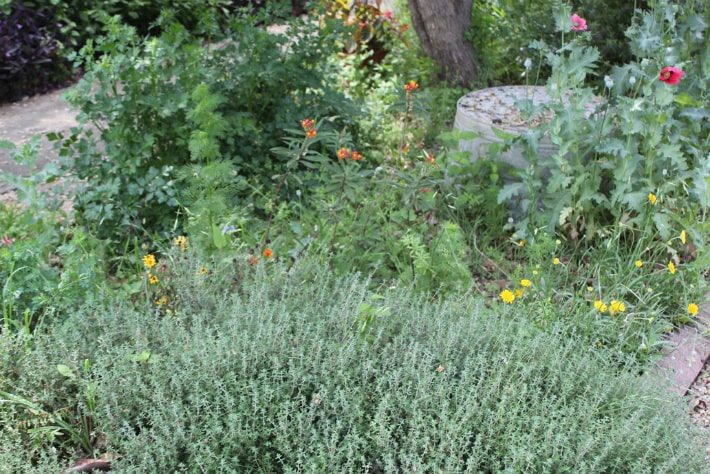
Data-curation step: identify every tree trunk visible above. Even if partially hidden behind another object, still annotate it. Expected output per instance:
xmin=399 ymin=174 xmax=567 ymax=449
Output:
xmin=407 ymin=0 xmax=478 ymax=87
xmin=291 ymin=0 xmax=309 ymax=16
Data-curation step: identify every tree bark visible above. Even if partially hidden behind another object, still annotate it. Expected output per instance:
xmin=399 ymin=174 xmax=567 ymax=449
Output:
xmin=407 ymin=0 xmax=478 ymax=87
xmin=291 ymin=0 xmax=309 ymax=16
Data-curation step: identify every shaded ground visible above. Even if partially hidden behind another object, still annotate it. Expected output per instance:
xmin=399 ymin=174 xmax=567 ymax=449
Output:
xmin=0 ymin=86 xmax=77 ymax=196
xmin=690 ymin=340 xmax=710 ymax=458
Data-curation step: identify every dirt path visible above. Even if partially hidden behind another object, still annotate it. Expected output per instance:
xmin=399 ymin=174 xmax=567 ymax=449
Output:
xmin=0 ymin=86 xmax=78 ymax=196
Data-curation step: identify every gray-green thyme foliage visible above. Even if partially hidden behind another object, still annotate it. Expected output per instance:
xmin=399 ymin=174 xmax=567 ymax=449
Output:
xmin=1 ymin=259 xmax=707 ymax=472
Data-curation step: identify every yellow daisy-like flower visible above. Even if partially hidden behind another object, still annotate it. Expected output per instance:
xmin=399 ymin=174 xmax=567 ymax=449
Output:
xmin=197 ymin=266 xmax=208 ymax=276
xmin=520 ymin=279 xmax=532 ymax=288
xmin=647 ymin=193 xmax=657 ymax=205
xmin=609 ymin=300 xmax=626 ymax=315
xmin=552 ymin=257 xmax=561 ymax=265
xmin=515 ymin=288 xmax=524 ymax=298
xmin=155 ymin=296 xmax=168 ymax=306
xmin=148 ymin=274 xmax=159 ymax=285
xmin=174 ymin=235 xmax=189 ymax=251
xmin=518 ymin=239 xmax=526 ymax=247
xmin=667 ymin=261 xmax=676 ymax=274
xmin=688 ymin=303 xmax=699 ymax=316
xmin=634 ymin=260 xmax=643 ymax=268
xmin=143 ymin=254 xmax=157 ymax=269
xmin=499 ymin=289 xmax=515 ymax=304
xmin=593 ymin=300 xmax=607 ymax=313
xmin=680 ymin=230 xmax=687 ymax=245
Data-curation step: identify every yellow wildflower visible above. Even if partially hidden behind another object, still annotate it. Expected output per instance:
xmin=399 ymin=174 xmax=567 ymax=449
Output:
xmin=647 ymin=193 xmax=657 ymax=205
xmin=609 ymin=300 xmax=626 ymax=315
xmin=143 ymin=254 xmax=157 ymax=269
xmin=499 ymin=289 xmax=515 ymax=304
xmin=587 ymin=286 xmax=594 ymax=292
xmin=155 ymin=296 xmax=168 ymax=306
xmin=634 ymin=260 xmax=643 ymax=268
xmin=520 ymin=279 xmax=532 ymax=288
xmin=552 ymin=257 xmax=561 ymax=265
xmin=148 ymin=274 xmax=159 ymax=285
xmin=197 ymin=266 xmax=208 ymax=276
xmin=680 ymin=230 xmax=687 ymax=245
xmin=174 ymin=235 xmax=189 ymax=251
xmin=515 ymin=288 xmax=524 ymax=298
xmin=593 ymin=300 xmax=607 ymax=313
xmin=518 ymin=239 xmax=526 ymax=247
xmin=688 ymin=303 xmax=699 ymax=316
xmin=667 ymin=261 xmax=676 ymax=274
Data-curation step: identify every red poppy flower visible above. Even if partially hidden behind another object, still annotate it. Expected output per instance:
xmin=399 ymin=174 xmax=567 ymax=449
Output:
xmin=658 ymin=66 xmax=684 ymax=85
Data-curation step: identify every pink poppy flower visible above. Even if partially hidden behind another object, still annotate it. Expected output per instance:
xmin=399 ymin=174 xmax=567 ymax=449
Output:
xmin=383 ymin=10 xmax=393 ymax=20
xmin=571 ymin=14 xmax=587 ymax=31
xmin=658 ymin=66 xmax=684 ymax=85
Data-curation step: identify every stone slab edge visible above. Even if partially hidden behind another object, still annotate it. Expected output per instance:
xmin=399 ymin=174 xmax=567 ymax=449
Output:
xmin=656 ymin=301 xmax=710 ymax=396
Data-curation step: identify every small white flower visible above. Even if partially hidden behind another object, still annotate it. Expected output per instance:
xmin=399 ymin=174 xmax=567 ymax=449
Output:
xmin=296 ymin=189 xmax=302 ymax=197
xmin=523 ymin=58 xmax=533 ymax=70
xmin=628 ymin=76 xmax=636 ymax=85
xmin=604 ymin=75 xmax=614 ymax=89
xmin=662 ymin=168 xmax=667 ymax=176
xmin=508 ymin=217 xmax=514 ymax=224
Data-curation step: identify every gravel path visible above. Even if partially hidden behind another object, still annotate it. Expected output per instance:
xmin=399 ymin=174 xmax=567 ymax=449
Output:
xmin=690 ymin=362 xmax=710 ymax=457
xmin=0 ymin=86 xmax=78 ymax=196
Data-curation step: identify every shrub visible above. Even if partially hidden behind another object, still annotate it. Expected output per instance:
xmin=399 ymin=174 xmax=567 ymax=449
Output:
xmin=1 ymin=259 xmax=706 ymax=471
xmin=0 ymin=1 xmax=72 ymax=102
xmin=61 ymin=14 xmax=356 ymax=240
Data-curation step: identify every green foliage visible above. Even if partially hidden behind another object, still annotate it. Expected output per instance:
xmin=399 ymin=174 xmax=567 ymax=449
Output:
xmin=15 ymin=0 xmax=279 ymax=52
xmin=0 ymin=141 xmax=103 ymax=329
xmin=62 ymin=14 xmax=356 ymax=240
xmin=498 ymin=0 xmax=708 ymax=244
xmin=1 ymin=261 xmax=706 ymax=471
xmin=499 ymin=231 xmax=706 ymax=363
xmin=469 ymin=0 xmax=649 ymax=85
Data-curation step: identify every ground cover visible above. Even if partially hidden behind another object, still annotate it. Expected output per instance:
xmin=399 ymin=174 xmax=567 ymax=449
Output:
xmin=1 ymin=261 xmax=707 ymax=472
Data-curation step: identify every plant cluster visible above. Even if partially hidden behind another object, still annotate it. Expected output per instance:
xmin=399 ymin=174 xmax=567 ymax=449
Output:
xmin=0 ymin=0 xmax=295 ymax=101
xmin=0 ymin=139 xmax=103 ymax=329
xmin=324 ymin=0 xmax=409 ymax=65
xmin=60 ymin=14 xmax=356 ymax=240
xmin=0 ymin=1 xmax=72 ymax=102
xmin=468 ymin=0 xmax=649 ymax=86
xmin=1 ymin=262 xmax=706 ymax=471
